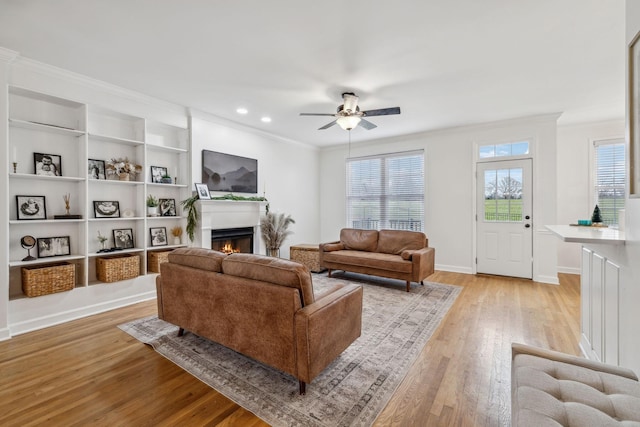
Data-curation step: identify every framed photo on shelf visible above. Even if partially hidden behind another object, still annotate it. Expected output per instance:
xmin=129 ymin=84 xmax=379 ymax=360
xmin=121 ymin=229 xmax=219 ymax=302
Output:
xmin=93 ymin=201 xmax=120 ymax=218
xmin=195 ymin=183 xmax=210 ymax=199
xmin=159 ymin=198 xmax=177 ymax=216
xmin=88 ymin=159 xmax=106 ymax=180
xmin=150 ymin=227 xmax=168 ymax=247
xmin=37 ymin=236 xmax=71 ymax=258
xmin=150 ymin=165 xmax=168 ymax=183
xmin=16 ymin=195 xmax=46 ymax=220
xmin=113 ymin=228 xmax=134 ymax=249
xmin=34 ymin=152 xmax=62 ymax=177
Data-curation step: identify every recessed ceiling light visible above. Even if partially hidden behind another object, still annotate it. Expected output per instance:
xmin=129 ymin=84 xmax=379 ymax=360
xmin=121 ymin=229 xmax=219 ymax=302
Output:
xmin=261 ymin=117 xmax=272 ymax=123
xmin=236 ymin=107 xmax=248 ymax=114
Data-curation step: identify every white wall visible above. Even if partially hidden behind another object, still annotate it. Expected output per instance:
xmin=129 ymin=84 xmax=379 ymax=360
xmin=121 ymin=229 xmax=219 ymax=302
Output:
xmin=189 ymin=112 xmax=320 ymax=259
xmin=556 ymin=120 xmax=625 ymax=273
xmin=319 ymin=114 xmax=560 ymax=282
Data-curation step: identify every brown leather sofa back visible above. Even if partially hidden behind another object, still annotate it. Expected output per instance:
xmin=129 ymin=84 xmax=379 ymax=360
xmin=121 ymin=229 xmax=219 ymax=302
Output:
xmin=340 ymin=228 xmax=379 ymax=252
xmin=168 ymin=247 xmax=226 ymax=272
xmin=222 ymin=253 xmax=315 ymax=306
xmin=377 ymin=229 xmax=427 ymax=254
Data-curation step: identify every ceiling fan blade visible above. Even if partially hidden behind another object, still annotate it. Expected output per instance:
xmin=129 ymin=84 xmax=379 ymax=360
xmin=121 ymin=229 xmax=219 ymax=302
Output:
xmin=362 ymin=107 xmax=401 ymax=117
xmin=342 ymin=93 xmax=359 ymax=113
xmin=319 ymin=120 xmax=337 ymax=130
xmin=300 ymin=113 xmax=336 ymax=116
xmin=359 ymin=118 xmax=378 ymax=130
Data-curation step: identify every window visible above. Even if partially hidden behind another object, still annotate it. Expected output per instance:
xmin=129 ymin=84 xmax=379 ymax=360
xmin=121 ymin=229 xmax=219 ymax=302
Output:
xmin=346 ymin=150 xmax=424 ymax=231
xmin=479 ymin=140 xmax=529 ymax=159
xmin=593 ymin=139 xmax=625 ymax=225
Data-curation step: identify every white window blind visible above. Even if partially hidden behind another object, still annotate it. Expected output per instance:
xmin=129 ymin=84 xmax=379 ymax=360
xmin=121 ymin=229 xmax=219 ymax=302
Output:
xmin=346 ymin=150 xmax=424 ymax=231
xmin=594 ymin=139 xmax=625 ymax=225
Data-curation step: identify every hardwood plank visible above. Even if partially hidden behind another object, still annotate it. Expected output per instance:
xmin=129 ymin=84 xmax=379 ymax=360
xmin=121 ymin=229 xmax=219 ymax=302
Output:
xmin=0 ymin=271 xmax=579 ymax=426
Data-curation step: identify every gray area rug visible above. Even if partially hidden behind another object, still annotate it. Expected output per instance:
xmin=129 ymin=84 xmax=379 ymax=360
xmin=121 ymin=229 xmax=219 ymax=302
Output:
xmin=119 ymin=273 xmax=461 ymax=426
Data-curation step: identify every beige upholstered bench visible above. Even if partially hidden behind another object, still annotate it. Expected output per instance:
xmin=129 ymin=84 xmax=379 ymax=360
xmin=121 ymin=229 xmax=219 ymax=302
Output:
xmin=511 ymin=343 xmax=640 ymax=426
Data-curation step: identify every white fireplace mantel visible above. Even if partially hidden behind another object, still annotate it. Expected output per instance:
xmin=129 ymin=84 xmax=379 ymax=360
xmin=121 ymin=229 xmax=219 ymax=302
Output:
xmin=194 ymin=200 xmax=268 ymax=253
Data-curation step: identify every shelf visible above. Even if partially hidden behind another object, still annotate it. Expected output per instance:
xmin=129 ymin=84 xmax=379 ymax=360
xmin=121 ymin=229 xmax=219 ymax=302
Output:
xmin=87 ymin=248 xmax=145 ymax=258
xmin=146 ymin=143 xmax=188 ymax=154
xmin=9 ymin=118 xmax=86 ymax=137
xmin=88 ymin=217 xmax=145 ymax=222
xmin=88 ymin=133 xmax=144 ymax=147
xmin=147 ymin=182 xmax=188 ymax=189
xmin=147 ymin=244 xmax=187 ymax=251
xmin=9 ymin=173 xmax=85 ymax=182
xmin=89 ymin=178 xmax=144 ymax=186
xmin=9 ymin=254 xmax=85 ymax=267
xmin=146 ymin=216 xmax=184 ymax=220
xmin=10 ymin=219 xmax=84 ymax=225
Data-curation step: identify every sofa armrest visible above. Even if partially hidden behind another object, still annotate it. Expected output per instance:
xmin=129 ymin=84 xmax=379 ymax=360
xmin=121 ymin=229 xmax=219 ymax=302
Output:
xmin=512 ymin=342 xmax=639 ymax=381
xmin=294 ymin=284 xmax=363 ymax=383
xmin=411 ymin=246 xmax=435 ymax=281
xmin=320 ymin=241 xmax=344 ymax=252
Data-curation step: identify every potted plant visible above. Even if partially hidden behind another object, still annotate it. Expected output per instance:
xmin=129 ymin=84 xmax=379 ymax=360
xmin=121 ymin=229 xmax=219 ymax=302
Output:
xmin=147 ymin=195 xmax=159 ymax=217
xmin=260 ymin=211 xmax=295 ymax=257
xmin=161 ymin=174 xmax=173 ymax=184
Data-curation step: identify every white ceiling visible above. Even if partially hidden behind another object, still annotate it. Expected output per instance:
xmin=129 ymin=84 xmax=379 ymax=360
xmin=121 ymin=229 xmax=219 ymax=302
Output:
xmin=0 ymin=0 xmax=626 ymax=147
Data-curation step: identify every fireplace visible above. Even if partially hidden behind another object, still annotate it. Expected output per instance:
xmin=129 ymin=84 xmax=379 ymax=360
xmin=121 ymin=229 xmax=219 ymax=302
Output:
xmin=211 ymin=227 xmax=254 ymax=254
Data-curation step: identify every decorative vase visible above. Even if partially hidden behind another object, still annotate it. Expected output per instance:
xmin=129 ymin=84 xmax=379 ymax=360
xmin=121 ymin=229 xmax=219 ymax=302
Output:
xmin=119 ymin=172 xmax=130 ymax=181
xmin=173 ymin=237 xmax=181 ymax=245
xmin=266 ymin=248 xmax=280 ymax=257
xmin=147 ymin=206 xmax=158 ymax=217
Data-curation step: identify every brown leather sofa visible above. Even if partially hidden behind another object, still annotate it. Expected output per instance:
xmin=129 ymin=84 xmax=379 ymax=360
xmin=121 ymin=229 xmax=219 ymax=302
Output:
xmin=319 ymin=228 xmax=435 ymax=292
xmin=156 ymin=248 xmax=363 ymax=394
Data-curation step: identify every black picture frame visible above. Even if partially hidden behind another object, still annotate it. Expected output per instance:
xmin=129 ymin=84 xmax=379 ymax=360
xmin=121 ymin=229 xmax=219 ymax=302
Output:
xmin=113 ymin=228 xmax=134 ymax=249
xmin=16 ymin=195 xmax=46 ymax=220
xmin=93 ymin=201 xmax=120 ymax=218
xmin=34 ymin=152 xmax=62 ymax=177
xmin=195 ymin=183 xmax=210 ymax=199
xmin=37 ymin=236 xmax=71 ymax=258
xmin=150 ymin=227 xmax=168 ymax=247
xmin=159 ymin=198 xmax=177 ymax=216
xmin=151 ymin=165 xmax=168 ymax=183
xmin=88 ymin=159 xmax=106 ymax=180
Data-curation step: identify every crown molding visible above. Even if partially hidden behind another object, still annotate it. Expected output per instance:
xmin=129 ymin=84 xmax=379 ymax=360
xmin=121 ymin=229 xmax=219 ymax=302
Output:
xmin=0 ymin=47 xmax=19 ymax=63
xmin=11 ymin=56 xmax=187 ymax=117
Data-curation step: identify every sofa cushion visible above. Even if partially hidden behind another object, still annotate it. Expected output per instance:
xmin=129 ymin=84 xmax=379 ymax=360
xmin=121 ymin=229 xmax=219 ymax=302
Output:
xmin=323 ymin=250 xmax=412 ymax=273
xmin=377 ymin=229 xmax=426 ymax=255
xmin=222 ymin=253 xmax=315 ymax=306
xmin=340 ymin=228 xmax=379 ymax=252
xmin=512 ymin=345 xmax=640 ymax=426
xmin=168 ymin=247 xmax=227 ymax=272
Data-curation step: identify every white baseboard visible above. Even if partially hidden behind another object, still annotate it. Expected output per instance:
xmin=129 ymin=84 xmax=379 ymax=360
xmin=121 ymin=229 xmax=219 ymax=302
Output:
xmin=535 ymin=274 xmax=560 ymax=285
xmin=557 ymin=266 xmax=581 ymax=275
xmin=0 ymin=327 xmax=11 ymax=342
xmin=435 ymin=264 xmax=474 ymax=275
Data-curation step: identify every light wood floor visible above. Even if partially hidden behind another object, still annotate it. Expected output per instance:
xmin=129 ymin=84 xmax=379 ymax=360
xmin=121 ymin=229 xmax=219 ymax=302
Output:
xmin=0 ymin=271 xmax=580 ymax=426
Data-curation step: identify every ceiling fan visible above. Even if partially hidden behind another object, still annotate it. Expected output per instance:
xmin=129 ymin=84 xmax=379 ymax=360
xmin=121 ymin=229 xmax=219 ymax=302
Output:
xmin=300 ymin=92 xmax=401 ymax=131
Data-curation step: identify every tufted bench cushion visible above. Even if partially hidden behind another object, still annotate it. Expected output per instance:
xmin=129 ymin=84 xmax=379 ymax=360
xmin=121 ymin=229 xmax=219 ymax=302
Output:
xmin=511 ymin=343 xmax=640 ymax=426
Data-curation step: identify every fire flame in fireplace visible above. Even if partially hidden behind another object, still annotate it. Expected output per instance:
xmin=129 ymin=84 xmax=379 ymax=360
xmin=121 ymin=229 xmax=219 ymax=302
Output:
xmin=222 ymin=242 xmax=240 ymax=254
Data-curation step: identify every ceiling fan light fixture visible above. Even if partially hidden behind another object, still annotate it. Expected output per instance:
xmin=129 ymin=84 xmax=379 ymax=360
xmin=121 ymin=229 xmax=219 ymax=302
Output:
xmin=337 ymin=115 xmax=361 ymax=131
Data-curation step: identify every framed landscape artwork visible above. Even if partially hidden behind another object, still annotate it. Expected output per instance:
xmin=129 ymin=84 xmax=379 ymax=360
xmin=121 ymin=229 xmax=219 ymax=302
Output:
xmin=201 ymin=150 xmax=258 ymax=193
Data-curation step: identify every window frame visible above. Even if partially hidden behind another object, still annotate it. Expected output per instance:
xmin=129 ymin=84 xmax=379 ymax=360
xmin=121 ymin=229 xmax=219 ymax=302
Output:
xmin=590 ymin=137 xmax=626 ymax=226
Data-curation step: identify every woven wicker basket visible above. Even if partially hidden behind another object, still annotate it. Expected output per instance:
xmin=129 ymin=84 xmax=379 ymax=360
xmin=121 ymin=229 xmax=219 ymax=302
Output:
xmin=22 ymin=262 xmax=75 ymax=297
xmin=148 ymin=250 xmax=172 ymax=273
xmin=97 ymin=254 xmax=140 ymax=283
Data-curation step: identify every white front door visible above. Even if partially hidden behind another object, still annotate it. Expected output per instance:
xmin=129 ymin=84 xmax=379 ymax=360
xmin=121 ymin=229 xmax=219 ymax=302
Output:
xmin=476 ymin=159 xmax=532 ymax=279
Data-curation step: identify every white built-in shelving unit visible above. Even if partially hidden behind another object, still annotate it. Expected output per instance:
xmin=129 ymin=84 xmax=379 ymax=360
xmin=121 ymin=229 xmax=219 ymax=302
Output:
xmin=7 ymin=85 xmax=190 ymax=301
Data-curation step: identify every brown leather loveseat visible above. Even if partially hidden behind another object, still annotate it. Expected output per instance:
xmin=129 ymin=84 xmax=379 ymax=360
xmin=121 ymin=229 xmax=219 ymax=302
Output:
xmin=156 ymin=248 xmax=363 ymax=394
xmin=319 ymin=228 xmax=435 ymax=292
